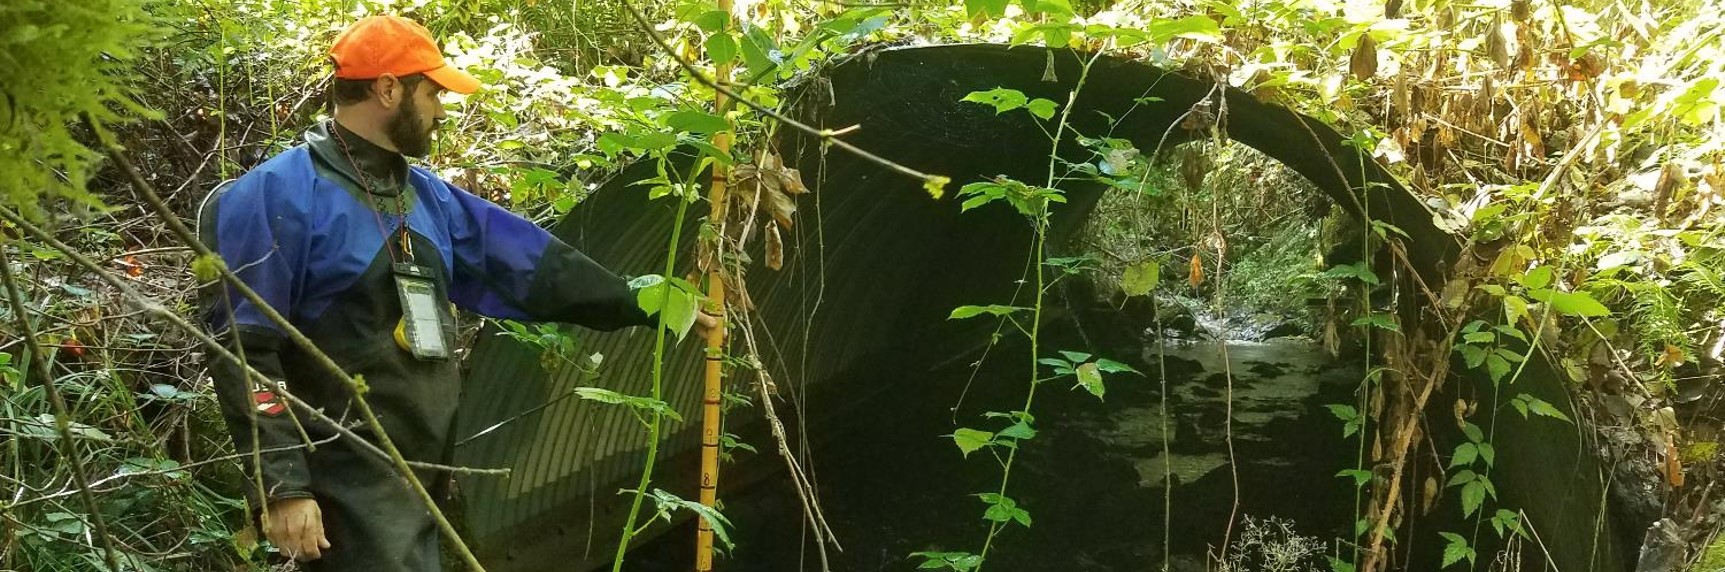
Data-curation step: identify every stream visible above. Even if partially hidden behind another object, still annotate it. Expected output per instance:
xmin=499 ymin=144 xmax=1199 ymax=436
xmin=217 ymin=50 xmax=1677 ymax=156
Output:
xmin=626 ymin=332 xmax=1366 ymax=571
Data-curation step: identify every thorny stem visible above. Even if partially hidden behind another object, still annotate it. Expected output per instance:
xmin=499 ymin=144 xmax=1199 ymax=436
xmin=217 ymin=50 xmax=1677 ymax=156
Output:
xmin=975 ymin=49 xmax=1100 ymax=570
xmin=0 ymin=242 xmax=124 ymax=572
xmin=610 ymin=188 xmax=692 ymax=572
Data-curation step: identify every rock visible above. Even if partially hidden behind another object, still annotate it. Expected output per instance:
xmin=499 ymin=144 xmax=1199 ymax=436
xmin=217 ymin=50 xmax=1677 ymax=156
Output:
xmin=1636 ymin=519 xmax=1685 ymax=572
xmin=1262 ymin=321 xmax=1306 ymax=339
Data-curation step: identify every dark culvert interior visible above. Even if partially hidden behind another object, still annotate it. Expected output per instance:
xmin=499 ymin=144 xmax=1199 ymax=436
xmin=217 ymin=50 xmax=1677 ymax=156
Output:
xmin=452 ymin=45 xmax=1638 ymax=572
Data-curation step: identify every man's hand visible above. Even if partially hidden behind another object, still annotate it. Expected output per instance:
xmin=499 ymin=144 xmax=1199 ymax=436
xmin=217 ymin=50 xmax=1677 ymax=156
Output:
xmin=694 ymin=310 xmax=721 ymax=340
xmin=266 ymin=497 xmax=330 ymax=562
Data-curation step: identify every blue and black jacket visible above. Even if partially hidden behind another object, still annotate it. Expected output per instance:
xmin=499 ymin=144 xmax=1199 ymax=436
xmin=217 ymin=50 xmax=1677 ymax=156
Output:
xmin=198 ymin=120 xmax=650 ymax=570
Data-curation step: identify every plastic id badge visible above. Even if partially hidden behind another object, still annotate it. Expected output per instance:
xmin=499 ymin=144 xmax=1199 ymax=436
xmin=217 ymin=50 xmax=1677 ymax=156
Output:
xmin=393 ymin=263 xmax=451 ymax=360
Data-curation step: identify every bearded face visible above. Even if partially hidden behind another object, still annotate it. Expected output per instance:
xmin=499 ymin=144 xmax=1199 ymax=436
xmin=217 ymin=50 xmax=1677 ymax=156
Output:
xmin=385 ymin=87 xmax=438 ymax=158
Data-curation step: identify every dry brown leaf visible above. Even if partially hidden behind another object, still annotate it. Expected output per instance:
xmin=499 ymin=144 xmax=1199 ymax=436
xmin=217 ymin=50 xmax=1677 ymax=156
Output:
xmin=1188 ymin=253 xmax=1204 ymax=288
xmin=1569 ymin=52 xmax=1605 ymax=80
xmin=1180 ymin=149 xmax=1208 ymax=190
xmin=777 ymin=166 xmax=808 ymax=195
xmin=1656 ymin=344 xmax=1686 ymax=368
xmin=1487 ymin=16 xmax=1512 ymax=70
xmin=1515 ymin=25 xmax=1536 ymax=72
xmin=1421 ymin=476 xmax=1440 ymax=515
xmin=1703 ymin=164 xmax=1724 ymax=196
xmin=1654 ymin=161 xmax=1686 ymax=220
xmin=1521 ymin=122 xmax=1545 ymax=159
xmin=1665 ymin=434 xmax=1686 ymax=487
xmin=765 ymin=224 xmax=784 ymax=270
xmin=1369 ymin=384 xmax=1384 ymax=419
xmin=765 ymin=184 xmax=797 ymax=228
xmin=1393 ymin=75 xmax=1410 ymax=117
xmin=1351 ymin=34 xmax=1379 ymax=80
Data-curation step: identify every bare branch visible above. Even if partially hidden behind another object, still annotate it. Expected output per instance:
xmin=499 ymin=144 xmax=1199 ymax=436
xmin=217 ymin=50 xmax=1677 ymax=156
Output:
xmin=0 ymin=240 xmax=124 ymax=571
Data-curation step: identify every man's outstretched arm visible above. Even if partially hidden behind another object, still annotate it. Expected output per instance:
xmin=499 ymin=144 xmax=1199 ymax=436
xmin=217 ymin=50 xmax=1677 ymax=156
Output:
xmin=442 ymin=182 xmax=656 ymax=330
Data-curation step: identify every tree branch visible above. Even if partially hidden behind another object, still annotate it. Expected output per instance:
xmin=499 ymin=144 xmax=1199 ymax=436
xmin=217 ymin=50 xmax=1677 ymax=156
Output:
xmin=612 ymin=0 xmax=951 ymax=195
xmin=0 ymin=240 xmax=124 ymax=571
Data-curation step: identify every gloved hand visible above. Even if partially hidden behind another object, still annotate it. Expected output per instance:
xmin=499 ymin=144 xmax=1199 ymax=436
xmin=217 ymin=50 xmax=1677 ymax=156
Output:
xmin=267 ymin=496 xmax=330 ymax=561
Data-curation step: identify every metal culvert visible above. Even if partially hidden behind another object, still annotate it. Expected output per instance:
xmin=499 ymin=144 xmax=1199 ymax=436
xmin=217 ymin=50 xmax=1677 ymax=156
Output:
xmin=453 ymin=44 xmax=1633 ymax=572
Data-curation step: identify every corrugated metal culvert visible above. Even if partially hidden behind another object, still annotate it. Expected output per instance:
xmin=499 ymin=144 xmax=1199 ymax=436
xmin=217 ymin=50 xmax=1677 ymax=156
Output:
xmin=452 ymin=44 xmax=1628 ymax=572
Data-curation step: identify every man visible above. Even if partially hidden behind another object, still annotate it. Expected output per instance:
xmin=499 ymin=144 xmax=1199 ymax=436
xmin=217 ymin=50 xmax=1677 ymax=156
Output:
xmin=198 ymin=15 xmax=706 ymax=570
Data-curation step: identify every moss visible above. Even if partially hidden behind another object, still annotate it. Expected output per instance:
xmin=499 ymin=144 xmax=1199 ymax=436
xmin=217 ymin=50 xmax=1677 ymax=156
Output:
xmin=1695 ymin=535 xmax=1725 ymax=572
xmin=1682 ymin=440 xmax=1720 ymax=464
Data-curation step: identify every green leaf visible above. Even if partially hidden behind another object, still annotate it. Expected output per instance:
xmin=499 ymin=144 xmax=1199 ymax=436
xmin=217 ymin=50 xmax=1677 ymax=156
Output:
xmin=739 ymin=25 xmax=779 ymax=76
xmin=1322 ymin=262 xmax=1380 ymax=286
xmin=1495 ymin=324 xmax=1529 ymax=343
xmin=1503 ymin=295 xmax=1530 ymax=325
xmin=574 ymin=388 xmax=684 ymax=423
xmin=1518 ymin=266 xmax=1553 ymax=290
xmin=642 ymin=489 xmax=734 ymax=548
xmin=1337 ymin=468 xmax=1373 ymax=487
xmin=636 ymin=276 xmax=701 ymax=341
xmin=1491 ymin=509 xmax=1527 ymax=539
xmin=1531 ymin=289 xmax=1611 ymax=317
xmin=961 ymin=88 xmax=1029 ymax=114
xmin=1094 ymin=358 xmax=1140 ymax=375
xmin=911 ymin=551 xmax=982 ymax=571
xmin=691 ymin=10 xmax=729 ymax=32
xmin=1022 ymin=0 xmax=1074 ymax=16
xmin=667 ymin=110 xmax=730 ymax=134
xmin=1450 ymin=442 xmax=1478 ymax=468
xmin=1485 ymin=354 xmax=1512 ymax=384
xmin=1461 ymin=480 xmax=1486 ymax=517
xmin=1037 ymin=357 xmax=1074 ymax=373
xmin=1352 ymin=313 xmax=1400 ymax=331
xmin=1463 ymin=331 xmax=1497 ymax=343
xmin=1518 ymin=394 xmax=1573 ymax=422
xmin=1025 ymin=98 xmax=1058 ymax=120
xmin=1058 ymin=350 xmax=1093 ymax=363
xmin=1074 ymin=362 xmax=1104 ymax=399
xmin=1461 ymin=422 xmax=1484 ymax=443
xmin=662 ymin=287 xmax=701 ymax=342
xmin=1457 ymin=345 xmax=1487 ymax=369
xmin=998 ymin=421 xmax=1037 ymax=440
xmin=951 ymin=428 xmax=994 ymax=458
xmin=1328 ymin=556 xmax=1357 ymax=572
xmin=1121 ymin=260 xmax=1160 ymax=296
xmin=1326 ymin=404 xmax=1360 ymax=422
xmin=1447 ymin=469 xmax=1477 ymax=487
xmin=949 ymin=305 xmax=1028 ymax=319
xmin=1478 ymin=442 xmax=1495 ymax=467
xmin=1146 ymin=15 xmax=1223 ymax=43
xmin=1440 ymin=532 xmax=1475 ymax=568
xmin=923 ymin=176 xmax=950 ymax=199
xmin=964 ymin=0 xmax=1010 ymax=18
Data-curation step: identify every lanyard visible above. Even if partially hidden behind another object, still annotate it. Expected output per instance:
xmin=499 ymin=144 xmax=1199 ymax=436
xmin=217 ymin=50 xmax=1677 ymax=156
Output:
xmin=330 ymin=124 xmax=415 ymax=263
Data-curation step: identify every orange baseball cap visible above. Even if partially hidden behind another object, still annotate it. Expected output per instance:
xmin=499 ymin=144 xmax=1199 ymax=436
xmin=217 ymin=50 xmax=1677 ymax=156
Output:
xmin=330 ymin=15 xmax=480 ymax=94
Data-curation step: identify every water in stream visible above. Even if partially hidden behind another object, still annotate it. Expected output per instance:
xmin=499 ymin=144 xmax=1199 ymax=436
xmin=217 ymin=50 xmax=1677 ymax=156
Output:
xmin=629 ymin=334 xmax=1365 ymax=571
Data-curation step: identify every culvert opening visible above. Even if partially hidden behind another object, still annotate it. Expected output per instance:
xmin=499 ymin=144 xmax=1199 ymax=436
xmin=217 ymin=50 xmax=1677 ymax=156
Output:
xmin=455 ymin=45 xmax=1632 ymax=572
xmin=624 ymin=139 xmax=1373 ymax=572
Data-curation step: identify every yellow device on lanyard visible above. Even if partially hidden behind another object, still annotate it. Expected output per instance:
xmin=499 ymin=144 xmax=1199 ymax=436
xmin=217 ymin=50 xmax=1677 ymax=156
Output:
xmin=392 ymin=262 xmax=451 ymax=360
